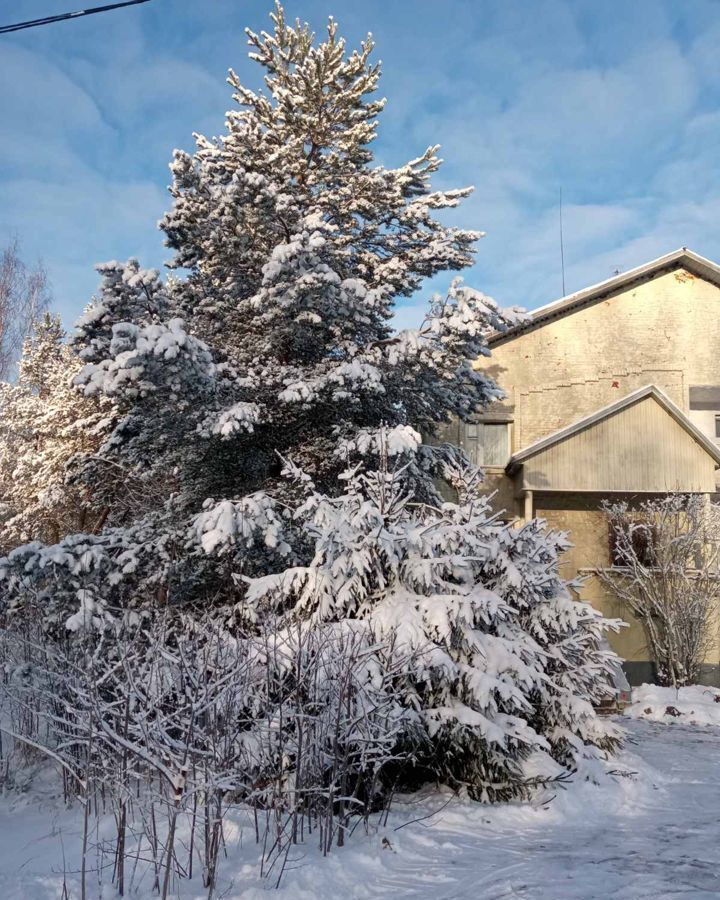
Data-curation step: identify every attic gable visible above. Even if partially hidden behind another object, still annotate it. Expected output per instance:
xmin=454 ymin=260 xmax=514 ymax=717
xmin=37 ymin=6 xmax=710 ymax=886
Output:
xmin=490 ymin=249 xmax=720 ymax=348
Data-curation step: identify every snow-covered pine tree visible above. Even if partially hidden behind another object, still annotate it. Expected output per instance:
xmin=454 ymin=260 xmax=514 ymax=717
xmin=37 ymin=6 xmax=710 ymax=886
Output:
xmin=0 ymin=314 xmax=115 ymax=550
xmin=241 ymin=431 xmax=622 ymax=800
xmin=0 ymin=6 xmax=622 ymax=807
xmin=1 ymin=4 xmax=522 ymax=614
xmin=76 ymin=3 xmax=524 ymax=496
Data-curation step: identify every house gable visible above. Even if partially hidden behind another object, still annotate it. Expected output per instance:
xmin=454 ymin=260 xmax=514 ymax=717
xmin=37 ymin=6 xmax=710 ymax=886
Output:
xmin=490 ymin=248 xmax=720 ymax=348
xmin=507 ymin=386 xmax=720 ymax=494
xmin=474 ymin=250 xmax=720 ymax=455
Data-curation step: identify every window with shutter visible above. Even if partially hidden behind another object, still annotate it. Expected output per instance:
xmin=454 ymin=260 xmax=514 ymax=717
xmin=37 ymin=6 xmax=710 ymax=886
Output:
xmin=462 ymin=422 xmax=510 ymax=467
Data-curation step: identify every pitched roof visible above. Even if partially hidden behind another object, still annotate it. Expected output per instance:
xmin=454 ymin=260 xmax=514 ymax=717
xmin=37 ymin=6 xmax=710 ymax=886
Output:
xmin=491 ymin=248 xmax=720 ymax=347
xmin=506 ymin=384 xmax=720 ymax=473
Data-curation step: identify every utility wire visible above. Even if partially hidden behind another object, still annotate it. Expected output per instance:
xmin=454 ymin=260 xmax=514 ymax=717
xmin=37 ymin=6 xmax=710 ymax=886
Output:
xmin=0 ymin=0 xmax=152 ymax=35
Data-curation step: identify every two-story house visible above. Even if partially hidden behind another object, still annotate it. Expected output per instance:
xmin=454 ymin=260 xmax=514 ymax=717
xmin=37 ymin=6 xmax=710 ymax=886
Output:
xmin=438 ymin=248 xmax=720 ymax=685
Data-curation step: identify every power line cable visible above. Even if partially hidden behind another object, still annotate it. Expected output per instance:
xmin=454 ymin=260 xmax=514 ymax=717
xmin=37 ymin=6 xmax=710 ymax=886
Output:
xmin=0 ymin=0 xmax=152 ymax=35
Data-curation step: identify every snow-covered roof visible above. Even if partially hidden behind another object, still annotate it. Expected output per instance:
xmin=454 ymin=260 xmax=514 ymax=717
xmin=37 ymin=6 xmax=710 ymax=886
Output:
xmin=506 ymin=384 xmax=720 ymax=473
xmin=491 ymin=248 xmax=720 ymax=346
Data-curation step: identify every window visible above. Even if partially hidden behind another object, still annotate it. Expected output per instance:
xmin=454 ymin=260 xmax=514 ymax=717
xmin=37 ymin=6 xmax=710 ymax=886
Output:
xmin=463 ymin=422 xmax=510 ymax=468
xmin=688 ymin=386 xmax=720 ymax=444
xmin=609 ymin=518 xmax=657 ymax=567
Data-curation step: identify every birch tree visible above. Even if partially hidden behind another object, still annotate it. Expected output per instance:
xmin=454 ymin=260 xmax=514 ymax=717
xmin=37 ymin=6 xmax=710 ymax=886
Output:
xmin=0 ymin=238 xmax=51 ymax=380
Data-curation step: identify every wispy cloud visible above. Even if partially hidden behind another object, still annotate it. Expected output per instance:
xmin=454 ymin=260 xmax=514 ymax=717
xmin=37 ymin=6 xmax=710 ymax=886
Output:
xmin=1 ymin=0 xmax=719 ymax=327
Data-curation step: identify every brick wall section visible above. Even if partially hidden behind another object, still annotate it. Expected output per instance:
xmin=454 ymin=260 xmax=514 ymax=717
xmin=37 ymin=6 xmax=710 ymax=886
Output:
xmin=479 ymin=268 xmax=720 ymax=453
xmin=516 ymin=370 xmax=685 ymax=449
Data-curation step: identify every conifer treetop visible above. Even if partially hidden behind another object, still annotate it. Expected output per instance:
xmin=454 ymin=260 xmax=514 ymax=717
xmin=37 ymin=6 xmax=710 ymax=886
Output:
xmin=162 ymin=1 xmax=479 ymax=321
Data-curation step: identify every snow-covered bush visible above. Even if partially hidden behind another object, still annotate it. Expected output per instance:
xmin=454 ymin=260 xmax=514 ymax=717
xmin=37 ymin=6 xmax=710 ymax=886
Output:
xmin=0 ymin=607 xmax=411 ymax=892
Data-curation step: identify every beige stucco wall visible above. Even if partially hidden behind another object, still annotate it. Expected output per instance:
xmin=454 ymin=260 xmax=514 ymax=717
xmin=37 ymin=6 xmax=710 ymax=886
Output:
xmin=535 ymin=493 xmax=720 ymax=668
xmin=535 ymin=494 xmax=648 ymax=663
xmin=435 ymin=266 xmax=720 ymax=672
xmin=480 ymin=470 xmax=517 ymax=518
xmin=479 ymin=267 xmax=720 ymax=456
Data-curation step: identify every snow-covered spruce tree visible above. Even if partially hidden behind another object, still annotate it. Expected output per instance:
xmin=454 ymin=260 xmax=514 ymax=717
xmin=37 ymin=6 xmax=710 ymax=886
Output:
xmin=241 ymin=432 xmax=622 ymax=801
xmin=0 ymin=314 xmax=115 ymax=550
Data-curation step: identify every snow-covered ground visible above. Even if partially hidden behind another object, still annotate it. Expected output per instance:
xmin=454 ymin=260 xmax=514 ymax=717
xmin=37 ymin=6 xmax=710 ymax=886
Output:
xmin=2 ymin=715 xmax=720 ymax=899
xmin=626 ymin=682 xmax=720 ymax=726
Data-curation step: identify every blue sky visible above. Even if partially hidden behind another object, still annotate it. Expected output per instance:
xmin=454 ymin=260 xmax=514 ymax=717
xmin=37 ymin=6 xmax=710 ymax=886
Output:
xmin=2 ymin=0 xmax=720 ymax=330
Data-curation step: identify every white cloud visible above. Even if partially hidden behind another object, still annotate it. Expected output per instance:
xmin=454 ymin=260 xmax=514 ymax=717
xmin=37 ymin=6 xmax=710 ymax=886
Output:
xmin=2 ymin=0 xmax=720 ymax=335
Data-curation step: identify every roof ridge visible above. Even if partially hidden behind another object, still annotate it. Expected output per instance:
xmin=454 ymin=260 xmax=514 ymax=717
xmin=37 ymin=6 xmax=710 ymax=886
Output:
xmin=490 ymin=248 xmax=720 ymax=346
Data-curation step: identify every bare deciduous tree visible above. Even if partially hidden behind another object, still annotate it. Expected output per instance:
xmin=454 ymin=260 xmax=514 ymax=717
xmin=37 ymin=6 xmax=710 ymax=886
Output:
xmin=0 ymin=238 xmax=51 ymax=380
xmin=599 ymin=494 xmax=720 ymax=688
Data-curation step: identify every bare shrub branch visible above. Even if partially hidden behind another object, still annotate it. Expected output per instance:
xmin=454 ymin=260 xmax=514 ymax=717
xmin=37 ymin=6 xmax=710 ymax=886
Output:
xmin=599 ymin=494 xmax=720 ymax=687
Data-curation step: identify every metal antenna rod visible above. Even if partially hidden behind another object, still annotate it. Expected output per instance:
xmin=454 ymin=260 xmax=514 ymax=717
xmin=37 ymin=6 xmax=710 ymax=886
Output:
xmin=559 ymin=187 xmax=566 ymax=296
